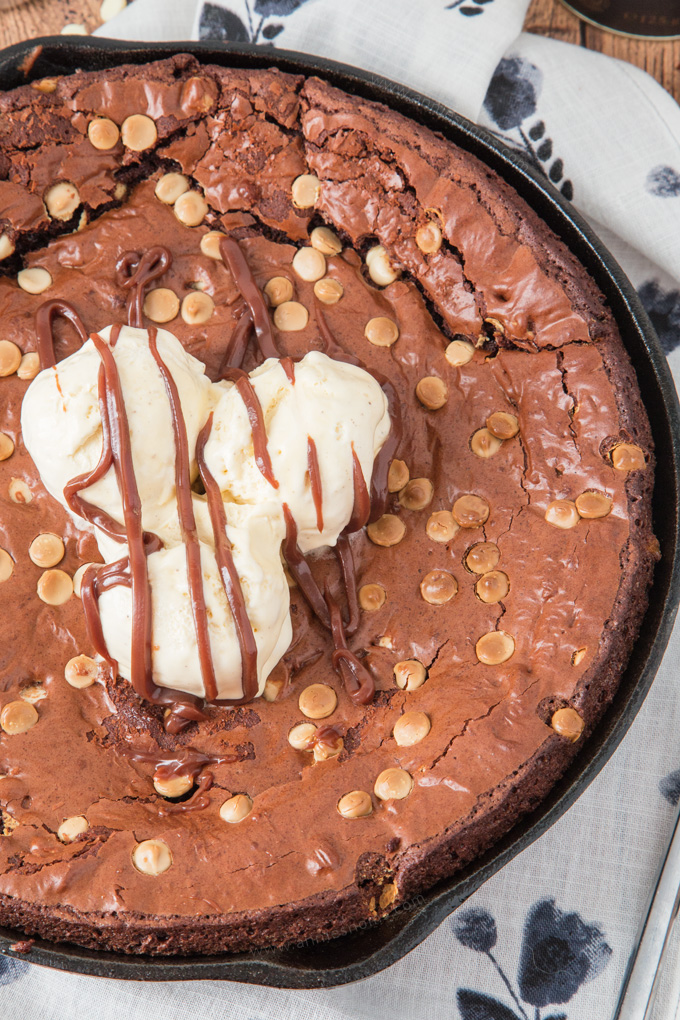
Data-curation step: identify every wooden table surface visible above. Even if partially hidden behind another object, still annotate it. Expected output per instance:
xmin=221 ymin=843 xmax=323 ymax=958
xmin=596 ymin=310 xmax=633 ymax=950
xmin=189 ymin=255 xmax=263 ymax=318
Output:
xmin=1 ymin=0 xmax=679 ymax=103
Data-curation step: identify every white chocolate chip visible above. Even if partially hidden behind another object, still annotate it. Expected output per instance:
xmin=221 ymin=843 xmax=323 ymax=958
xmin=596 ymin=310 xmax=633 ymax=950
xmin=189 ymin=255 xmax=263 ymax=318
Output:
xmin=100 ymin=0 xmax=127 ymax=22
xmin=18 ymin=267 xmax=52 ymax=295
xmin=292 ymin=247 xmax=326 ymax=283
xmin=17 ymin=353 xmax=41 ymax=381
xmin=155 ymin=173 xmax=189 ymax=205
xmin=264 ymin=276 xmax=294 ymax=307
xmin=337 ymin=790 xmax=373 ymax=819
xmin=273 ymin=301 xmax=308 ymax=332
xmin=132 ymin=839 xmax=173 ymax=875
xmin=219 ymin=793 xmax=253 ymax=824
xmin=0 ymin=434 xmax=14 ymax=461
xmin=310 ymin=226 xmax=342 ymax=256
xmin=29 ymin=533 xmax=65 ymax=568
xmin=200 ymin=231 xmax=225 ymax=260
xmin=299 ymin=683 xmax=337 ymax=720
xmin=393 ymin=711 xmax=431 ymax=747
xmin=365 ymin=245 xmax=399 ymax=287
xmin=64 ymin=654 xmax=99 ymax=689
xmin=365 ymin=316 xmax=399 ymax=348
xmin=174 ymin=190 xmax=208 ymax=227
xmin=288 ymin=722 xmax=316 ymax=750
xmin=87 ymin=117 xmax=120 ymax=151
xmin=0 ymin=549 xmax=14 ymax=583
xmin=73 ymin=562 xmax=98 ymax=597
xmin=0 ymin=701 xmax=38 ymax=735
xmin=9 ymin=478 xmax=32 ymax=504
xmin=313 ymin=278 xmax=344 ymax=305
xmin=58 ymin=815 xmax=88 ymax=843
xmin=37 ymin=569 xmax=73 ymax=606
xmin=0 ymin=234 xmax=15 ymax=261
xmin=45 ymin=182 xmax=80 ymax=221
xmin=0 ymin=341 xmax=22 ymax=377
xmin=374 ymin=767 xmax=413 ymax=801
xmin=181 ymin=291 xmax=214 ymax=325
xmin=445 ymin=340 xmax=475 ymax=367
xmin=60 ymin=23 xmax=88 ymax=35
xmin=291 ymin=174 xmax=320 ymax=209
xmin=153 ymin=773 xmax=192 ymax=798
xmin=121 ymin=114 xmax=157 ymax=152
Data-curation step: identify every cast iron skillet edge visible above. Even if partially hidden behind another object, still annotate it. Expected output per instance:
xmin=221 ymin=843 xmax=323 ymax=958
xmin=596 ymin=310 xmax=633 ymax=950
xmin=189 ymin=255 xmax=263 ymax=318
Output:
xmin=0 ymin=37 xmax=678 ymax=987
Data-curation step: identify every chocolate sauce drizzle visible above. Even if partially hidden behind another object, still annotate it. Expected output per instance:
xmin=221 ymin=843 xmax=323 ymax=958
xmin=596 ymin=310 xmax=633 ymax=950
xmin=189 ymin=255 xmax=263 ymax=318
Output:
xmin=220 ymin=366 xmax=278 ymax=489
xmin=307 ymin=436 xmax=324 ymax=534
xmin=219 ymin=237 xmax=278 ymax=359
xmin=116 ymin=247 xmax=172 ymax=329
xmin=196 ymin=414 xmax=259 ymax=704
xmin=35 ymin=299 xmax=89 ymax=370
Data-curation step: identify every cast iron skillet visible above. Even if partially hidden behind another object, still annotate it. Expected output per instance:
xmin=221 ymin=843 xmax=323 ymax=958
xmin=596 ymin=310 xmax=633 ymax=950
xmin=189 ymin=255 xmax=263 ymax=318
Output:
xmin=0 ymin=36 xmax=678 ymax=989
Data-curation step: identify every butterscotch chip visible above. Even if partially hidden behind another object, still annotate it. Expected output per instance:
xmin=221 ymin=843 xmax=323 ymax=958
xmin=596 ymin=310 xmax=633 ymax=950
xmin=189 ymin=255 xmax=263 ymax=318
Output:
xmin=9 ymin=478 xmax=32 ymax=504
xmin=0 ymin=434 xmax=14 ymax=461
xmin=155 ymin=172 xmax=189 ymax=205
xmin=132 ymin=839 xmax=173 ymax=875
xmin=0 ymin=549 xmax=13 ymax=583
xmin=465 ymin=541 xmax=500 ymax=573
xmin=219 ymin=793 xmax=253 ymax=824
xmin=18 ymin=267 xmax=52 ymax=295
xmin=475 ymin=631 xmax=515 ymax=665
xmin=387 ymin=459 xmax=409 ymax=492
xmin=121 ymin=114 xmax=157 ymax=151
xmin=415 ymin=222 xmax=442 ymax=255
xmin=0 ymin=701 xmax=38 ymax=735
xmin=365 ymin=316 xmax=399 ymax=348
xmin=58 ymin=815 xmax=88 ymax=843
xmin=470 ymin=428 xmax=503 ymax=459
xmin=291 ymin=174 xmax=321 ymax=209
xmin=374 ymin=768 xmax=413 ymax=801
xmin=310 ymin=226 xmax=342 ymax=256
xmin=37 ymin=569 xmax=73 ymax=606
xmin=143 ymin=288 xmax=180 ymax=323
xmin=611 ymin=442 xmax=645 ymax=472
xmin=264 ymin=276 xmax=294 ymax=307
xmin=200 ymin=230 xmax=225 ymax=260
xmin=0 ymin=234 xmax=15 ymax=261
xmin=31 ymin=78 xmax=58 ymax=93
xmin=476 ymin=570 xmax=509 ymax=604
xmin=453 ymin=494 xmax=490 ymax=528
xmin=181 ymin=291 xmax=214 ymax=325
xmin=45 ymin=182 xmax=80 ymax=221
xmin=288 ymin=722 xmax=317 ymax=750
xmin=73 ymin=562 xmax=98 ymax=598
xmin=426 ymin=510 xmax=459 ymax=544
xmin=65 ymin=654 xmax=98 ymax=689
xmin=551 ymin=707 xmax=585 ymax=742
xmin=393 ymin=711 xmax=431 ymax=747
xmin=420 ymin=569 xmax=457 ymax=605
xmin=367 ymin=514 xmax=405 ymax=547
xmin=293 ymin=247 xmax=327 ymax=283
xmin=545 ymin=499 xmax=579 ymax=530
xmin=313 ymin=733 xmax=344 ymax=762
xmin=445 ymin=339 xmax=475 ymax=367
xmin=29 ymin=533 xmax=65 ymax=568
xmin=366 ymin=245 xmax=399 ymax=286
xmin=20 ymin=683 xmax=47 ymax=704
xmin=399 ymin=478 xmax=434 ymax=511
xmin=337 ymin=790 xmax=373 ymax=819
xmin=575 ymin=490 xmax=612 ymax=519
xmin=0 ymin=341 xmax=22 ymax=377
xmin=17 ymin=353 xmax=41 ymax=380
xmin=153 ymin=772 xmax=193 ymax=798
xmin=313 ymin=278 xmax=344 ymax=305
xmin=487 ymin=411 xmax=519 ymax=439
xmin=359 ymin=583 xmax=386 ymax=611
xmin=174 ymin=190 xmax=208 ymax=227
xmin=262 ymin=677 xmax=283 ymax=702
xmin=393 ymin=659 xmax=426 ymax=691
xmin=571 ymin=647 xmax=587 ymax=667
xmin=416 ymin=376 xmax=447 ymax=410
xmin=273 ymin=301 xmax=308 ymax=332
xmin=299 ymin=683 xmax=337 ymax=720
xmin=87 ymin=117 xmax=120 ymax=150
xmin=114 ymin=182 xmax=127 ymax=201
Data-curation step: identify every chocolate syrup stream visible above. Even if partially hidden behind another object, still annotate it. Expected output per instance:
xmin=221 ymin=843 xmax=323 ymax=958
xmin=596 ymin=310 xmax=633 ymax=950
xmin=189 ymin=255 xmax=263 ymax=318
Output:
xmin=220 ymin=366 xmax=278 ymax=489
xmin=220 ymin=305 xmax=253 ymax=372
xmin=281 ymin=504 xmax=331 ymax=629
xmin=281 ymin=357 xmax=296 ymax=385
xmin=345 ymin=445 xmax=371 ymax=535
xmin=117 ymin=744 xmax=238 ymax=816
xmin=219 ymin=237 xmax=279 ymax=359
xmin=307 ymin=436 xmax=324 ymax=534
xmin=35 ymin=299 xmax=90 ymax=370
xmin=335 ymin=536 xmax=360 ymax=638
xmin=116 ymin=247 xmax=172 ymax=329
xmin=196 ymin=414 xmax=259 ymax=703
xmin=326 ymin=590 xmax=375 ymax=705
xmin=148 ymin=327 xmax=219 ymax=703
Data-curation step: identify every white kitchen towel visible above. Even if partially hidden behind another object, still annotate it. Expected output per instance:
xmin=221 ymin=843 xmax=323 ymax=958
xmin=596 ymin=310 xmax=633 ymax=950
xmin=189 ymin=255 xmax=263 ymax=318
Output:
xmin=3 ymin=2 xmax=680 ymax=1019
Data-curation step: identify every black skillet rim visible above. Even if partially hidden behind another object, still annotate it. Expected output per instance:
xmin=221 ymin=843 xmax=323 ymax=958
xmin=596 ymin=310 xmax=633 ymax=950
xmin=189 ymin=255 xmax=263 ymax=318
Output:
xmin=0 ymin=36 xmax=678 ymax=988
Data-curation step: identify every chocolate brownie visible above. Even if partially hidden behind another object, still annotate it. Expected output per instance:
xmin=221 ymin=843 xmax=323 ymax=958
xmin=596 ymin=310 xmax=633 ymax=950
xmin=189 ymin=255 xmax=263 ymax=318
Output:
xmin=0 ymin=54 xmax=657 ymax=955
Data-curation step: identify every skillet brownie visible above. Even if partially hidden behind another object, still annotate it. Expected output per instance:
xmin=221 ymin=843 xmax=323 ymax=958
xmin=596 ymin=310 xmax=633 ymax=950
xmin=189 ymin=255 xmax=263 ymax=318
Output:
xmin=0 ymin=54 xmax=657 ymax=954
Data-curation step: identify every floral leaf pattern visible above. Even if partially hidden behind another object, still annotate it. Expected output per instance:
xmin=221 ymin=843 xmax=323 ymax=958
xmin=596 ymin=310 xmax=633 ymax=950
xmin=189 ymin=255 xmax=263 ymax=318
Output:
xmin=482 ymin=58 xmax=574 ymax=202
xmin=0 ymin=955 xmax=29 ymax=986
xmin=646 ymin=165 xmax=680 ymax=198
xmin=453 ymin=899 xmax=611 ymax=1020
xmin=198 ymin=0 xmax=313 ymax=43
xmin=638 ymin=280 xmax=680 ymax=354
xmin=659 ymin=766 xmax=680 ymax=802
xmin=446 ymin=0 xmax=496 ymax=15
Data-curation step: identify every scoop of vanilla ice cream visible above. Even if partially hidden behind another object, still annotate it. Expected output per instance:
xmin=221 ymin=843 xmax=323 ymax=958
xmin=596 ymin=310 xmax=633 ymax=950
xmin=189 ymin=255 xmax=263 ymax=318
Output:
xmin=98 ymin=501 xmax=291 ymax=701
xmin=203 ymin=351 xmax=390 ymax=553
xmin=21 ymin=324 xmax=215 ymax=535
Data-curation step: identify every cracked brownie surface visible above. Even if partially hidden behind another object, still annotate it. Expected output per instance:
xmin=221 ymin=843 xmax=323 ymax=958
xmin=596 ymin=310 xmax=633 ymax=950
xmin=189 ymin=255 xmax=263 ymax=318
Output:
xmin=0 ymin=54 xmax=657 ymax=954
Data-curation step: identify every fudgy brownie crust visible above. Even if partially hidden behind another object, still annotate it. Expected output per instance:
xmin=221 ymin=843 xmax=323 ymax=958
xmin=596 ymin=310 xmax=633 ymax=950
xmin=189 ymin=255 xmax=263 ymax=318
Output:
xmin=0 ymin=55 xmax=656 ymax=954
